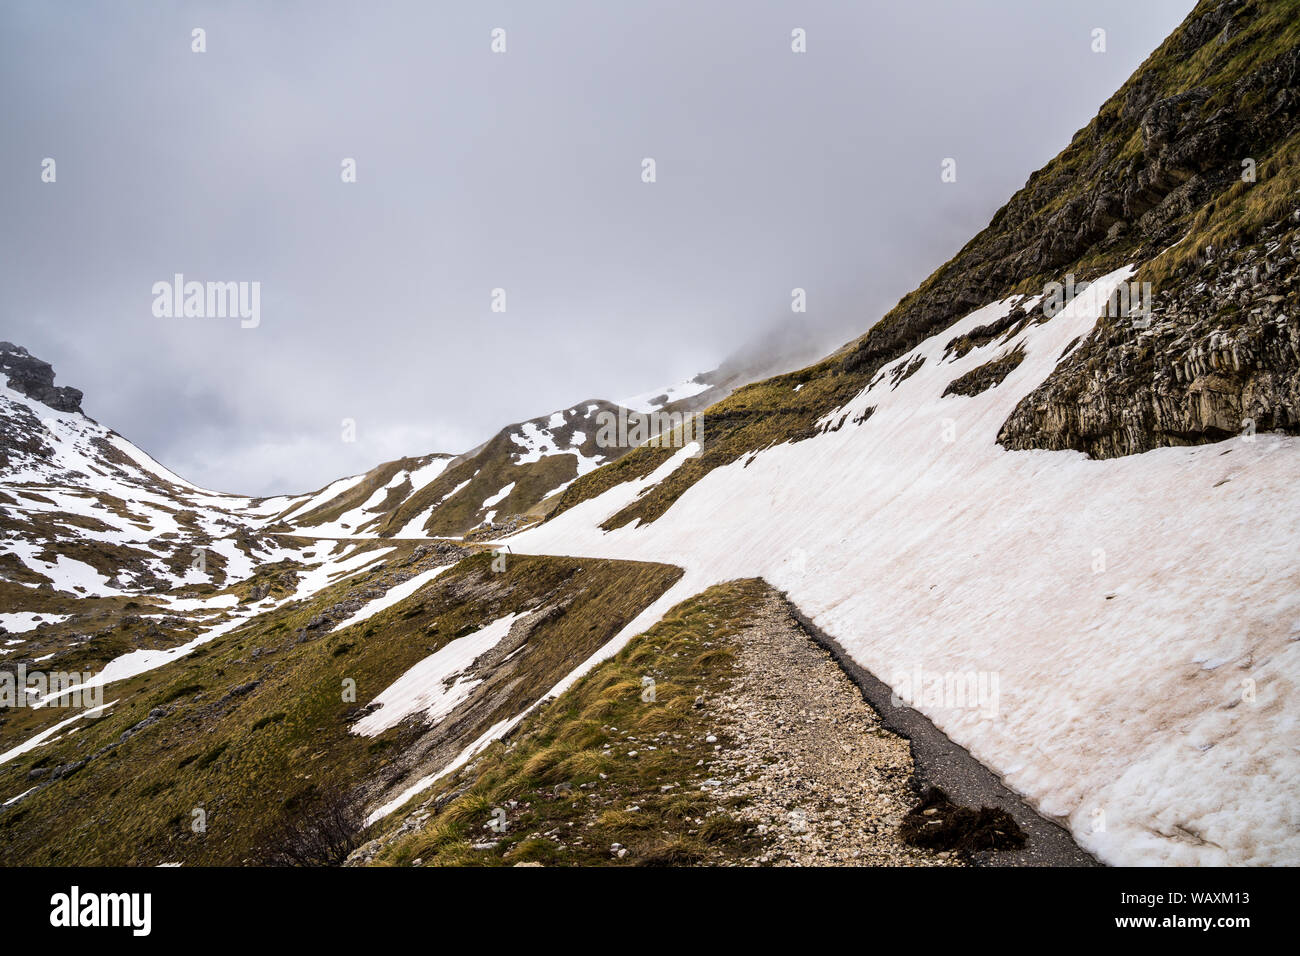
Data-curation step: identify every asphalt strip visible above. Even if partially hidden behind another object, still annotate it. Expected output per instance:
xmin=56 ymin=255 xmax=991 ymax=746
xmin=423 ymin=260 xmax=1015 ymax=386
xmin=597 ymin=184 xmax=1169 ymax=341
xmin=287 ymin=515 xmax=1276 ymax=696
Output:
xmin=780 ymin=591 xmax=1100 ymax=867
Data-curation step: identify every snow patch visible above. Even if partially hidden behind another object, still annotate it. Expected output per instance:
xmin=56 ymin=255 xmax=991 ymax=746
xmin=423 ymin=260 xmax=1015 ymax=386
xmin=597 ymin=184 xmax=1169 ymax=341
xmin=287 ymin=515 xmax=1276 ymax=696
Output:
xmin=352 ymin=611 xmax=529 ymax=737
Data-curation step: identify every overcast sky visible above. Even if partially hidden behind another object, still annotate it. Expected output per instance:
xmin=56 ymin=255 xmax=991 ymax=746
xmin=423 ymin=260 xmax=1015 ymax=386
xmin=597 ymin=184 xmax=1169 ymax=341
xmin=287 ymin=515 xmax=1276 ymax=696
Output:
xmin=1 ymin=0 xmax=1194 ymax=495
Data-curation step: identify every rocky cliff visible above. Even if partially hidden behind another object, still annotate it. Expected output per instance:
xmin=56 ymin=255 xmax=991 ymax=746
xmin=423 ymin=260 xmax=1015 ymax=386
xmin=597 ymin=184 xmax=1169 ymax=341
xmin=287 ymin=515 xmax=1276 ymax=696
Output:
xmin=1000 ymin=212 xmax=1300 ymax=456
xmin=851 ymin=0 xmax=1300 ymax=458
xmin=0 ymin=342 xmax=83 ymax=414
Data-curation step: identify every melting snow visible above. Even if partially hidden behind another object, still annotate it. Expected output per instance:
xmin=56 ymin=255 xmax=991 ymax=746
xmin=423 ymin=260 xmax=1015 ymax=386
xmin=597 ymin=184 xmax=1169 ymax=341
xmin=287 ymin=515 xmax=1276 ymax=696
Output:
xmin=504 ymin=266 xmax=1300 ymax=867
xmin=332 ymin=565 xmax=452 ymax=633
xmin=618 ymin=376 xmax=711 ymax=412
xmin=481 ymin=483 xmax=515 ymax=508
xmin=0 ymin=612 xmax=70 ymax=634
xmin=0 ymin=699 xmax=118 ymax=767
xmin=395 ymin=479 xmax=473 ymax=538
xmin=352 ymin=611 xmax=529 ymax=737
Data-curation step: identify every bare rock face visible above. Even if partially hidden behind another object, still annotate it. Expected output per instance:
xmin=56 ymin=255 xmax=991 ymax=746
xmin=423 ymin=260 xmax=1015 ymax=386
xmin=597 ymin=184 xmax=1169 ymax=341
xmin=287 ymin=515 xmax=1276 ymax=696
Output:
xmin=943 ymin=345 xmax=1026 ymax=399
xmin=961 ymin=0 xmax=1300 ymax=461
xmin=0 ymin=342 xmax=83 ymax=413
xmin=840 ymin=1 xmax=1299 ymax=388
xmin=999 ymin=218 xmax=1300 ymax=458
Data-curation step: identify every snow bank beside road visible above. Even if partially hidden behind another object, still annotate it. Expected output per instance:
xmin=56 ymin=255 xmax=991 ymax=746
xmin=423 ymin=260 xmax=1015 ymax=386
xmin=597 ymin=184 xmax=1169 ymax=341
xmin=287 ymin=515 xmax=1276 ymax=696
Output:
xmin=507 ymin=266 xmax=1300 ymax=866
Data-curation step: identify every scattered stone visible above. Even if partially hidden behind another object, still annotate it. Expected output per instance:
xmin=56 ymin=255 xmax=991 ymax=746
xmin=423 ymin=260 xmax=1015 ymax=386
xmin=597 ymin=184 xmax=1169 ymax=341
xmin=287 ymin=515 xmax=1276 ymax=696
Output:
xmin=702 ymin=589 xmax=962 ymax=867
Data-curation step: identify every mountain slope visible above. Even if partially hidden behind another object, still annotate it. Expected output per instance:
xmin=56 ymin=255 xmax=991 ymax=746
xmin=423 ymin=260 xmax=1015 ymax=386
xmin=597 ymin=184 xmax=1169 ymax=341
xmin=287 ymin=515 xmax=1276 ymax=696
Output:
xmin=0 ymin=343 xmax=313 ymax=597
xmin=0 ymin=548 xmax=681 ymax=865
xmin=552 ymin=0 xmax=1300 ymax=528
xmin=486 ymin=1 xmax=1300 ymax=865
xmin=370 ymin=402 xmax=625 ymax=538
xmin=357 ymin=580 xmax=967 ymax=868
xmin=505 ymin=265 xmax=1300 ymax=866
xmin=3 ymin=0 xmax=1298 ymax=870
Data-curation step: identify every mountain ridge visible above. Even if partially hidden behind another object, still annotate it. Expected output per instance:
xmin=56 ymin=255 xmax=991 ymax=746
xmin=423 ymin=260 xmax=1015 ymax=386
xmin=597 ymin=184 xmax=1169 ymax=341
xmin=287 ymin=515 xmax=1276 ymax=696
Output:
xmin=2 ymin=0 xmax=1298 ymax=869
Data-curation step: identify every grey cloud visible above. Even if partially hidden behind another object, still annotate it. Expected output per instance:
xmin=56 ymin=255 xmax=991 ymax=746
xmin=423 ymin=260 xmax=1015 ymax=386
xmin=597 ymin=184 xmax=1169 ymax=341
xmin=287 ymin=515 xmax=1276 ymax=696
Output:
xmin=1 ymin=0 xmax=1194 ymax=495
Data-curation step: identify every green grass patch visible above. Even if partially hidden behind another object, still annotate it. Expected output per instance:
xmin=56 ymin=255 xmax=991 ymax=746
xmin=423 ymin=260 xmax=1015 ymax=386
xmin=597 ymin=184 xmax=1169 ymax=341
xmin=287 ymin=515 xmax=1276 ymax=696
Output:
xmin=368 ymin=579 xmax=771 ymax=867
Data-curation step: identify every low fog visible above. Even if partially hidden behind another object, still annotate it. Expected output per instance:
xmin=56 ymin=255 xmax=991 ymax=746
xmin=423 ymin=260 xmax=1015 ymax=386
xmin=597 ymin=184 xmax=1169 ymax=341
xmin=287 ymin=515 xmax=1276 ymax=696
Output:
xmin=0 ymin=0 xmax=1193 ymax=494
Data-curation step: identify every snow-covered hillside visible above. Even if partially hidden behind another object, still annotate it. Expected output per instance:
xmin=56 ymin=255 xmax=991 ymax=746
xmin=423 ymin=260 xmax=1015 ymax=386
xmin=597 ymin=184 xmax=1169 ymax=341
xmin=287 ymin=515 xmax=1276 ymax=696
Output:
xmin=0 ymin=378 xmax=312 ymax=594
xmin=503 ymin=266 xmax=1300 ymax=866
xmin=352 ymin=401 xmax=632 ymax=539
xmin=277 ymin=457 xmax=454 ymax=538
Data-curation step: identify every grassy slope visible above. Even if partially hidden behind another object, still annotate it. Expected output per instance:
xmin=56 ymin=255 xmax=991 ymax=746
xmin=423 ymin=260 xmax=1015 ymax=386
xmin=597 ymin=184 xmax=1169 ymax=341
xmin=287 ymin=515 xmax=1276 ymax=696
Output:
xmin=0 ymin=549 xmax=680 ymax=865
xmin=367 ymin=579 xmax=769 ymax=867
xmin=0 ymin=533 xmax=364 ymax=752
xmin=1140 ymin=126 xmax=1300 ymax=288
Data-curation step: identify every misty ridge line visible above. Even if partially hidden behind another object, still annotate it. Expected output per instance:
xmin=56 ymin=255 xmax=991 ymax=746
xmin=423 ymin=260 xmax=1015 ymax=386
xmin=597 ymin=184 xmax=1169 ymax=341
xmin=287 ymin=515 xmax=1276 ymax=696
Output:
xmin=4 ymin=5 xmax=1192 ymax=499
